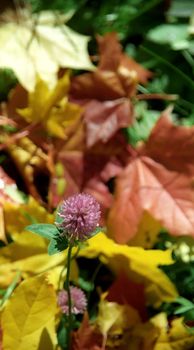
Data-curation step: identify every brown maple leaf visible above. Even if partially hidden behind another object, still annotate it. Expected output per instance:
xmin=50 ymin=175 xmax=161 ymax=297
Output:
xmin=97 ymin=32 xmax=152 ymax=85
xmin=71 ymin=32 xmax=152 ymax=102
xmin=70 ymin=70 xmax=126 ymax=101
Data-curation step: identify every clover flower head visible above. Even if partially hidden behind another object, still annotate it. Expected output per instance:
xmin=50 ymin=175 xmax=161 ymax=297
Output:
xmin=57 ymin=193 xmax=101 ymax=241
xmin=58 ymin=286 xmax=87 ymax=315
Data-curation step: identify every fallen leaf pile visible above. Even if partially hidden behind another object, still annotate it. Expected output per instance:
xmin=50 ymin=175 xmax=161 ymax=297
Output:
xmin=0 ymin=9 xmax=194 ymax=349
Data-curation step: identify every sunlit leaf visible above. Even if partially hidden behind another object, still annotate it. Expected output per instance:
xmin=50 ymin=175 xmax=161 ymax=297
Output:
xmin=0 ymin=10 xmax=94 ymax=91
xmin=0 ymin=231 xmax=66 ymax=288
xmin=1 ymin=274 xmax=57 ymax=350
xmin=79 ymin=232 xmax=178 ymax=306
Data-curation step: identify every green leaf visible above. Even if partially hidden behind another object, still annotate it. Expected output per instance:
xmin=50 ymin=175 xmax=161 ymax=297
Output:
xmin=172 ymin=297 xmax=194 ymax=319
xmin=168 ymin=0 xmax=194 ymax=18
xmin=78 ymin=276 xmax=94 ymax=292
xmin=26 ymin=224 xmax=59 ymax=240
xmin=126 ymin=101 xmax=160 ymax=146
xmin=175 ymin=297 xmax=194 ymax=307
xmin=54 ymin=209 xmax=64 ymax=226
xmin=147 ymin=24 xmax=189 ymax=50
xmin=175 ymin=306 xmax=194 ymax=315
xmin=57 ymin=325 xmax=68 ymax=349
xmin=184 ymin=309 xmax=194 ymax=323
xmin=48 ymin=236 xmax=68 ymax=255
xmin=0 ymin=68 xmax=17 ymax=102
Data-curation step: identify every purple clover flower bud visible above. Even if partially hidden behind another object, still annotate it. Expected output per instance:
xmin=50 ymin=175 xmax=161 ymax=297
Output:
xmin=57 ymin=193 xmax=101 ymax=242
xmin=58 ymin=287 xmax=87 ymax=315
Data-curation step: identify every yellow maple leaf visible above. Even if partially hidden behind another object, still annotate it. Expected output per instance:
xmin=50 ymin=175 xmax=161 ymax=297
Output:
xmin=3 ymin=196 xmax=54 ymax=240
xmin=0 ymin=10 xmax=94 ymax=91
xmin=0 ymin=230 xmax=65 ymax=289
xmin=2 ymin=198 xmax=58 ymax=288
xmin=18 ymin=72 xmax=82 ymax=138
xmin=1 ymin=198 xmax=80 ymax=289
xmin=46 ymin=259 xmax=79 ymax=290
xmin=1 ymin=274 xmax=57 ymax=350
xmin=96 ymin=298 xmax=140 ymax=348
xmin=128 ymin=211 xmax=161 ymax=249
xmin=7 ymin=137 xmax=48 ymax=201
xmin=79 ymin=232 xmax=178 ymax=306
xmin=0 ymin=265 xmax=19 ymax=289
xmin=151 ymin=313 xmax=194 ymax=350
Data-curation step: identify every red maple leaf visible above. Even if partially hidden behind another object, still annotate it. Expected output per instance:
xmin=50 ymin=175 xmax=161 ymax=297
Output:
xmin=140 ymin=109 xmax=194 ymax=175
xmin=70 ymin=32 xmax=152 ymax=147
xmin=71 ymin=313 xmax=103 ymax=350
xmin=108 ymin=109 xmax=194 ymax=243
xmin=106 ymin=272 xmax=147 ymax=321
xmin=83 ymin=98 xmax=133 ymax=148
xmin=49 ymin=133 xmax=131 ymax=219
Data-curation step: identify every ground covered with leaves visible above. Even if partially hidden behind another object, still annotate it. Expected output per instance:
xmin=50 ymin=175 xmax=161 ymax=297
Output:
xmin=1 ymin=0 xmax=194 ymax=349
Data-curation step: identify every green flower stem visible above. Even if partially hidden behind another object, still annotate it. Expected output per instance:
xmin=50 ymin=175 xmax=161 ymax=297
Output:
xmin=66 ymin=243 xmax=73 ymax=349
xmin=58 ymin=246 xmax=80 ymax=290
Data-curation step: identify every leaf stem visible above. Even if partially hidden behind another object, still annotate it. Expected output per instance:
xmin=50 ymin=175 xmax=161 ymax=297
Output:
xmin=66 ymin=243 xmax=73 ymax=349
